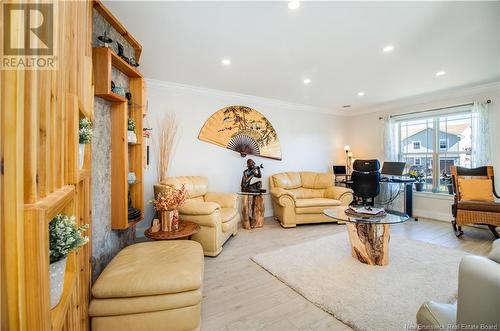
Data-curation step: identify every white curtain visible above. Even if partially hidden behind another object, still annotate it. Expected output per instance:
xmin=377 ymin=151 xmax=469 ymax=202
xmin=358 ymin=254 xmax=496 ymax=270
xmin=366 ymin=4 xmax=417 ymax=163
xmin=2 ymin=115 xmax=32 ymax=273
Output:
xmin=383 ymin=116 xmax=398 ymax=161
xmin=471 ymin=101 xmax=491 ymax=167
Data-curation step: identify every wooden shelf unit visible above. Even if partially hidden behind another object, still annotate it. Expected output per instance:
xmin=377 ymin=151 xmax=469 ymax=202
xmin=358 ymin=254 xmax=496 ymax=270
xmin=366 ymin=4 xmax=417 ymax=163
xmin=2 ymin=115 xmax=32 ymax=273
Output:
xmin=93 ymin=44 xmax=146 ymax=230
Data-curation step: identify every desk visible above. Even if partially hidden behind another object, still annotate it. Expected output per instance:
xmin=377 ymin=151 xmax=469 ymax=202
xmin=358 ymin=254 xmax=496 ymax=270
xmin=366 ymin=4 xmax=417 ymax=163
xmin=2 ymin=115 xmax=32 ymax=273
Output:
xmin=335 ymin=176 xmax=416 ymax=219
xmin=380 ymin=178 xmax=415 ymax=219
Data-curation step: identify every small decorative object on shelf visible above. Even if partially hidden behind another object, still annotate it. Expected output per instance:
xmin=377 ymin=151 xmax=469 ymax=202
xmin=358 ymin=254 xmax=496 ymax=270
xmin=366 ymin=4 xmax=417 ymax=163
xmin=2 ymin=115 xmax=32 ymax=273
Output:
xmin=78 ymin=118 xmax=92 ymax=170
xmin=128 ymin=172 xmax=137 ymax=184
xmin=116 ymin=42 xmax=131 ymax=64
xmin=97 ymin=31 xmax=113 ymax=48
xmin=241 ymin=159 xmax=266 ymax=193
xmin=128 ymin=190 xmax=141 ymax=221
xmin=129 ymin=57 xmax=139 ymax=67
xmin=111 ymin=80 xmax=125 ymax=97
xmin=152 ymin=184 xmax=188 ymax=232
xmin=127 ymin=117 xmax=137 ymax=143
xmin=409 ymin=168 xmax=425 ymax=192
xmin=49 ymin=214 xmax=88 ymax=309
xmin=125 ymin=92 xmax=132 ymax=105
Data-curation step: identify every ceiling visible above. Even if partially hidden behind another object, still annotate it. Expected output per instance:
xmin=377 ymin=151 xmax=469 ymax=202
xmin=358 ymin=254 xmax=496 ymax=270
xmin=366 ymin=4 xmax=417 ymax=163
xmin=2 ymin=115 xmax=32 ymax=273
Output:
xmin=104 ymin=1 xmax=500 ymax=113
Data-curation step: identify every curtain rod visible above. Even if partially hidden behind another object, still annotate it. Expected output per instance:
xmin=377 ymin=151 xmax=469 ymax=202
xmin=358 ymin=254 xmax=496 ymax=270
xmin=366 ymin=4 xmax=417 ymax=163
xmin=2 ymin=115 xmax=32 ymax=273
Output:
xmin=378 ymin=99 xmax=491 ymax=120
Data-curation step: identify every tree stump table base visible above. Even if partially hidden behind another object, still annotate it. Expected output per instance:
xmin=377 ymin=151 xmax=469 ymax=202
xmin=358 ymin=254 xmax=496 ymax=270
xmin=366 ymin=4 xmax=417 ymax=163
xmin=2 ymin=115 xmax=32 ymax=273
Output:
xmin=241 ymin=194 xmax=265 ymax=229
xmin=347 ymin=223 xmax=390 ymax=266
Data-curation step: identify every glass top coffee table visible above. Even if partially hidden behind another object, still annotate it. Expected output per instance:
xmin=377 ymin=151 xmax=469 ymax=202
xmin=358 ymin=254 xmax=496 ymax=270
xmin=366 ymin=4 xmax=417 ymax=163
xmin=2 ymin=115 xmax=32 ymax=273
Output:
xmin=324 ymin=207 xmax=409 ymax=266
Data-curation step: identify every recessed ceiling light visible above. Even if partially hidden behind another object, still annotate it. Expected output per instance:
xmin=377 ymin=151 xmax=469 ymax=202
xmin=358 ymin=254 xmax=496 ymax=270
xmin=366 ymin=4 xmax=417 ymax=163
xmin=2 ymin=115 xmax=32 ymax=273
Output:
xmin=342 ymin=105 xmax=351 ymax=108
xmin=303 ymin=78 xmax=311 ymax=84
xmin=288 ymin=1 xmax=300 ymax=10
xmin=357 ymin=91 xmax=365 ymax=97
xmin=383 ymin=45 xmax=395 ymax=53
xmin=435 ymin=70 xmax=446 ymax=76
xmin=221 ymin=58 xmax=231 ymax=66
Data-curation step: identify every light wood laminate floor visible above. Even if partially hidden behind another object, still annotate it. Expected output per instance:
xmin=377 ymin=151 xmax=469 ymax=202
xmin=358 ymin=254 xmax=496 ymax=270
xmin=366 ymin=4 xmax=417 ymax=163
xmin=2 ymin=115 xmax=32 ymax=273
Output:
xmin=201 ymin=218 xmax=494 ymax=331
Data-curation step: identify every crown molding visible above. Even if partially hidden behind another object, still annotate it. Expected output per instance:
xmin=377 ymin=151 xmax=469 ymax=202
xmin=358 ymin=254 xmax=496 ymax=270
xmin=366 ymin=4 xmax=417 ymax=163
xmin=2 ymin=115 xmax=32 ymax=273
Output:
xmin=342 ymin=80 xmax=500 ymax=117
xmin=145 ymin=78 xmax=343 ymax=116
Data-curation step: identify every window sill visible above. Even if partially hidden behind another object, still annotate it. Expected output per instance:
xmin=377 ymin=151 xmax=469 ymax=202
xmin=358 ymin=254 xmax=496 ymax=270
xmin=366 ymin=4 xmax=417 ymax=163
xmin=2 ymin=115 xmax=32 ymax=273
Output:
xmin=413 ymin=191 xmax=454 ymax=201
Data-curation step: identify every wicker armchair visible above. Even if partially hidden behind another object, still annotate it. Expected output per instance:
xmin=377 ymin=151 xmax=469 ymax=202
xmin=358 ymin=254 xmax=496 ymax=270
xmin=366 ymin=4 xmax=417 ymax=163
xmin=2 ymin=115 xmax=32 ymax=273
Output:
xmin=451 ymin=166 xmax=500 ymax=238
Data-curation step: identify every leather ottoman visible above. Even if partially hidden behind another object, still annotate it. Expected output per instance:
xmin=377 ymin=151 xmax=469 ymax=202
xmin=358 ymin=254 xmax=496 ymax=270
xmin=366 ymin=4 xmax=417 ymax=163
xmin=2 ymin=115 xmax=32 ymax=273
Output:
xmin=89 ymin=241 xmax=204 ymax=331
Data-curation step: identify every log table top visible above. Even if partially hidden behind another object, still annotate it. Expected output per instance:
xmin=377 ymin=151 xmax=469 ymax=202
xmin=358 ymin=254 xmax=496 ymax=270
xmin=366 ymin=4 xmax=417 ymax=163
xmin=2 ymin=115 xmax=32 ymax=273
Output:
xmin=144 ymin=220 xmax=200 ymax=240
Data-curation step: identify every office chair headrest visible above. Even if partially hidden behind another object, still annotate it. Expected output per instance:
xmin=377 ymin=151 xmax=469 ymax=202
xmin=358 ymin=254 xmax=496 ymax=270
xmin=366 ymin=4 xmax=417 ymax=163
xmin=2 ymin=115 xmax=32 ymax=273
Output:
xmin=353 ymin=159 xmax=380 ymax=173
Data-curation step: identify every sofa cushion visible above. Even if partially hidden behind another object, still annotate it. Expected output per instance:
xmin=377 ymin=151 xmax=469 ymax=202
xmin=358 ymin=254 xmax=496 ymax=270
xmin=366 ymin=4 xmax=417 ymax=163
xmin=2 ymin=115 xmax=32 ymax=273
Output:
xmin=161 ymin=176 xmax=208 ymax=199
xmin=457 ymin=201 xmax=500 ymax=213
xmin=89 ymin=289 xmax=202 ymax=317
xmin=272 ymin=172 xmax=302 ymax=189
xmin=220 ymin=207 xmax=238 ymax=223
xmin=92 ymin=241 xmax=203 ymax=299
xmin=288 ymin=188 xmax=325 ymax=199
xmin=295 ymin=198 xmax=341 ymax=208
xmin=301 ymin=172 xmax=334 ymax=189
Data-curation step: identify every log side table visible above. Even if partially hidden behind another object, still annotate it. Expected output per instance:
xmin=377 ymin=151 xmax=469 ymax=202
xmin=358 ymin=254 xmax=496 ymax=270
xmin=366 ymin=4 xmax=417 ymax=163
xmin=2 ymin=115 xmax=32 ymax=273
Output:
xmin=144 ymin=220 xmax=200 ymax=240
xmin=238 ymin=192 xmax=269 ymax=229
xmin=323 ymin=207 xmax=409 ymax=266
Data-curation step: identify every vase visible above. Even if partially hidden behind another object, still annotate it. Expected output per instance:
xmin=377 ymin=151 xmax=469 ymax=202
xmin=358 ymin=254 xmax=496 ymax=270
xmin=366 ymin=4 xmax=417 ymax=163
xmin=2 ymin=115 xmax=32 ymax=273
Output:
xmin=127 ymin=131 xmax=137 ymax=144
xmin=50 ymin=257 xmax=67 ymax=309
xmin=172 ymin=209 xmax=179 ymax=231
xmin=78 ymin=144 xmax=85 ymax=170
xmin=415 ymin=182 xmax=424 ymax=192
xmin=160 ymin=210 xmax=173 ymax=232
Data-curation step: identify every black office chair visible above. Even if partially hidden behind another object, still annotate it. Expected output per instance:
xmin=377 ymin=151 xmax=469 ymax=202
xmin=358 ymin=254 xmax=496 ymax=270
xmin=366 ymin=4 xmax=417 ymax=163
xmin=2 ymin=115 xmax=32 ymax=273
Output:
xmin=351 ymin=159 xmax=381 ymax=206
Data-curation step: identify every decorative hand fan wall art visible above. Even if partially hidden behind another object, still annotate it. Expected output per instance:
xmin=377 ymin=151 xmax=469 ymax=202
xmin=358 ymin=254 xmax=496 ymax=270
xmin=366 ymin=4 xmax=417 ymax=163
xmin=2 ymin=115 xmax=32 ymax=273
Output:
xmin=198 ymin=106 xmax=282 ymax=160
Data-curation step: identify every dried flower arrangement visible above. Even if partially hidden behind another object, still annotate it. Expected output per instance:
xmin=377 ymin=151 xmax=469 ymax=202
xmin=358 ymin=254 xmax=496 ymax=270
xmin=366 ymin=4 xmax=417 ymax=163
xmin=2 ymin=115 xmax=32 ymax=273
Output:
xmin=152 ymin=184 xmax=188 ymax=211
xmin=157 ymin=114 xmax=178 ymax=182
xmin=128 ymin=117 xmax=136 ymax=132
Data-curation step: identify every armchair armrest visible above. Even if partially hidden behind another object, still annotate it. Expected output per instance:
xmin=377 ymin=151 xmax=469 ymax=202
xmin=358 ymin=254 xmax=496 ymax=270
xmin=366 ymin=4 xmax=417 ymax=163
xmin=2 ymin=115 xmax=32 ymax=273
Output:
xmin=179 ymin=200 xmax=220 ymax=216
xmin=270 ymin=188 xmax=296 ymax=207
xmin=204 ymin=192 xmax=238 ymax=208
xmin=325 ymin=186 xmax=353 ymax=205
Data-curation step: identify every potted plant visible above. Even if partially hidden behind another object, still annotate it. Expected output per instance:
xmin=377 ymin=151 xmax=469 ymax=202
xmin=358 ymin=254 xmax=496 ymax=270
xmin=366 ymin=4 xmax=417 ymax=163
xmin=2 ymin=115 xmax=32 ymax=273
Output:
xmin=49 ymin=214 xmax=88 ymax=308
xmin=152 ymin=184 xmax=188 ymax=232
xmin=409 ymin=168 xmax=425 ymax=192
xmin=79 ymin=118 xmax=92 ymax=169
xmin=128 ymin=117 xmax=137 ymax=144
xmin=441 ymin=171 xmax=453 ymax=195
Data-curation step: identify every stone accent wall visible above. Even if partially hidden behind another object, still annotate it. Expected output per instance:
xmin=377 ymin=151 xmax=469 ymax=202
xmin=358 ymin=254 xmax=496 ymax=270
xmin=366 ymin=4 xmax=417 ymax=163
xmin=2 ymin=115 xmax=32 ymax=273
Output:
xmin=91 ymin=9 xmax=136 ymax=281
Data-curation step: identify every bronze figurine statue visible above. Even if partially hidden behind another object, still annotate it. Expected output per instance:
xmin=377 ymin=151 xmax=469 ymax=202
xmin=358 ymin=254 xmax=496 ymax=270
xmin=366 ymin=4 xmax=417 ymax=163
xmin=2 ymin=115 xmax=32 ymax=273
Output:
xmin=241 ymin=159 xmax=266 ymax=193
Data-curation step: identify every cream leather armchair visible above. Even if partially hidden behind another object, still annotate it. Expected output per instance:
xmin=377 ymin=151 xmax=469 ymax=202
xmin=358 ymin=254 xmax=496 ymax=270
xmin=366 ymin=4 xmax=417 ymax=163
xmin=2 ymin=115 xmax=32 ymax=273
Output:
xmin=270 ymin=172 xmax=353 ymax=228
xmin=154 ymin=176 xmax=239 ymax=257
xmin=416 ymin=239 xmax=500 ymax=330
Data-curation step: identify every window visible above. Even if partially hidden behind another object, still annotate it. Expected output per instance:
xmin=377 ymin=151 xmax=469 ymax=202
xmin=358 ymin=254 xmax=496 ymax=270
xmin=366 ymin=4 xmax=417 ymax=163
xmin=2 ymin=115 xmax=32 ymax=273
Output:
xmin=439 ymin=139 xmax=448 ymax=150
xmin=398 ymin=110 xmax=472 ymax=192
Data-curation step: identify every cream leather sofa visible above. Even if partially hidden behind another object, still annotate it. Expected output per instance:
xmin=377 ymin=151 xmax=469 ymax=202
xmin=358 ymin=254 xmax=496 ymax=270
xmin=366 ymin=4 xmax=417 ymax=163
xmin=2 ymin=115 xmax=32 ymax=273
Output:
xmin=90 ymin=241 xmax=203 ymax=331
xmin=416 ymin=239 xmax=500 ymax=330
xmin=154 ymin=176 xmax=239 ymax=256
xmin=270 ymin=172 xmax=353 ymax=228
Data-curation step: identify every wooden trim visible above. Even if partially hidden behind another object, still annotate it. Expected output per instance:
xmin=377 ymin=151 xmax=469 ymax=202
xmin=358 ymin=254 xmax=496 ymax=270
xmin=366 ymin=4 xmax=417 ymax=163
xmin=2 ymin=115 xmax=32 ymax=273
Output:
xmin=93 ymin=0 xmax=143 ymax=61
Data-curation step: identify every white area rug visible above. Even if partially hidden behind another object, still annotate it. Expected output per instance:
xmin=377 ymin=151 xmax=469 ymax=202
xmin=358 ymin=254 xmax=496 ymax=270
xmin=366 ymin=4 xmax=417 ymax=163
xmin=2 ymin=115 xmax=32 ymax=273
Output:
xmin=252 ymin=232 xmax=467 ymax=331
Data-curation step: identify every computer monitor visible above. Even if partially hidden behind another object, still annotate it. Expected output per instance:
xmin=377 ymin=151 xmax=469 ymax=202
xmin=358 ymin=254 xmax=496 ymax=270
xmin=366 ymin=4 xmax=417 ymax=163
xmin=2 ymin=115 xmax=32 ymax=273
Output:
xmin=333 ymin=165 xmax=347 ymax=175
xmin=381 ymin=162 xmax=406 ymax=177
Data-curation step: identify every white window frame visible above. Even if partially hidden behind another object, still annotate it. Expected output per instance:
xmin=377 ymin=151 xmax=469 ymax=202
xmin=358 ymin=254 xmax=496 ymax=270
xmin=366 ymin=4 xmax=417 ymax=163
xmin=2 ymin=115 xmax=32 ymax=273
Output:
xmin=412 ymin=141 xmax=421 ymax=150
xmin=397 ymin=110 xmax=473 ymax=192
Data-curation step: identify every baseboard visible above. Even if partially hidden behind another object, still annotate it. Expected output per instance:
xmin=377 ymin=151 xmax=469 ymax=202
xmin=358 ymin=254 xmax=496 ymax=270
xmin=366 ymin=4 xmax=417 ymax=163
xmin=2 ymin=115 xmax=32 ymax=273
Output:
xmin=413 ymin=209 xmax=452 ymax=223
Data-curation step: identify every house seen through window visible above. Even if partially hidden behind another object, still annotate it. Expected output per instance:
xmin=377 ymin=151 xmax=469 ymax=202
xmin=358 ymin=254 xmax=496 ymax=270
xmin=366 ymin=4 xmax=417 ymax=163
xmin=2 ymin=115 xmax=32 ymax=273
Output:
xmin=398 ymin=110 xmax=472 ymax=192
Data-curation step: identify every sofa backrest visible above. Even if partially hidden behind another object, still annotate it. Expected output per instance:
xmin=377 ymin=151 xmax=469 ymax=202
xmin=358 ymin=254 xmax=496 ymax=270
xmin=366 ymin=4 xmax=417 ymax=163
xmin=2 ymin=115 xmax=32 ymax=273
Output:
xmin=160 ymin=176 xmax=208 ymax=199
xmin=270 ymin=172 xmax=334 ymax=198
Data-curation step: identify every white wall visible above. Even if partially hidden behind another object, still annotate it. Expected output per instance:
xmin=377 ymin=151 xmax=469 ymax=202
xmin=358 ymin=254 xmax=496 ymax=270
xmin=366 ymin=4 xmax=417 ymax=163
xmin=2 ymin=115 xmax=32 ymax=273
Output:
xmin=139 ymin=80 xmax=350 ymax=233
xmin=346 ymin=82 xmax=500 ymax=222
